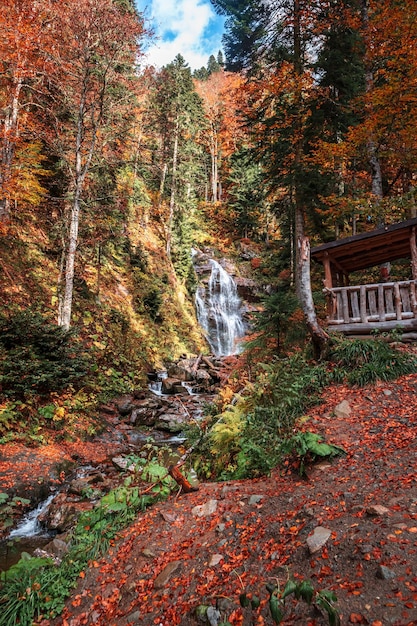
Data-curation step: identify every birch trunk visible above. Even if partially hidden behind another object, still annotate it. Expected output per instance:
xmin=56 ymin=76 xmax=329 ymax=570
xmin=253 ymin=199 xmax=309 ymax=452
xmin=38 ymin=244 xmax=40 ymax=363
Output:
xmin=0 ymin=77 xmax=22 ymax=222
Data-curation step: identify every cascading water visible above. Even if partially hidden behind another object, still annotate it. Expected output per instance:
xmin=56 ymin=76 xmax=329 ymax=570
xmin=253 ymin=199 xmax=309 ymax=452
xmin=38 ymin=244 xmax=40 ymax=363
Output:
xmin=195 ymin=259 xmax=245 ymax=356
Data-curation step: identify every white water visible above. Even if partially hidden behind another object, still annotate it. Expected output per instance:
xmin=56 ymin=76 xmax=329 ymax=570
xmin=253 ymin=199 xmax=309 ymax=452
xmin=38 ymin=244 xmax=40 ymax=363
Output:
xmin=148 ymin=371 xmax=167 ymax=396
xmin=9 ymin=495 xmax=55 ymax=539
xmin=195 ymin=259 xmax=245 ymax=357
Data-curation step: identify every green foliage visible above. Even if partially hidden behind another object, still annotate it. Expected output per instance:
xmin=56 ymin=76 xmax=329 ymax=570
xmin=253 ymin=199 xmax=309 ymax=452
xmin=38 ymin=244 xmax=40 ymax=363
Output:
xmin=266 ymin=578 xmax=340 ymax=625
xmin=0 ymin=493 xmax=31 ymax=532
xmin=247 ymin=288 xmax=303 ymax=354
xmin=0 ymin=309 xmax=89 ymax=399
xmin=328 ymin=337 xmax=417 ymax=386
xmin=281 ymin=431 xmax=345 ymax=476
xmin=193 ymin=354 xmax=335 ymax=480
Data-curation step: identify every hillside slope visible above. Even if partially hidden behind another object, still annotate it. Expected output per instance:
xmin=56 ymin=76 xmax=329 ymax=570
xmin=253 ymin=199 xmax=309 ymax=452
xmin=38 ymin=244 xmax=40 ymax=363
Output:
xmin=46 ymin=373 xmax=417 ymax=626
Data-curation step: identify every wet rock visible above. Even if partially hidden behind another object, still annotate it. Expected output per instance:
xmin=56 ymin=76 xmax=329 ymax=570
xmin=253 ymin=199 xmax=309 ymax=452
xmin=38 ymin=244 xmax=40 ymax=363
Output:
xmin=195 ymin=369 xmax=212 ymax=386
xmin=307 ymin=526 xmax=332 ymax=554
xmin=38 ymin=493 xmax=93 ymax=532
xmin=130 ymin=407 xmax=155 ymax=426
xmin=116 ymin=395 xmax=135 ymax=415
xmin=161 ymin=377 xmax=182 ymax=394
xmin=43 ymin=536 xmax=70 ymax=559
xmin=168 ymin=360 xmax=195 ymax=381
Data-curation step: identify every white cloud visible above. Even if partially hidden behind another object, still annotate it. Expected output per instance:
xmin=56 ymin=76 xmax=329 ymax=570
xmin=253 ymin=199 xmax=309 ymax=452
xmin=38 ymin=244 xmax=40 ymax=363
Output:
xmin=137 ymin=0 xmax=224 ymax=70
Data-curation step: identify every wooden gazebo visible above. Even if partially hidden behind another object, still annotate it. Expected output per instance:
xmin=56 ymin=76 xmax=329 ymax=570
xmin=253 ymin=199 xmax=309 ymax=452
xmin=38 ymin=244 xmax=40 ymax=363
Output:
xmin=311 ymin=218 xmax=417 ymax=335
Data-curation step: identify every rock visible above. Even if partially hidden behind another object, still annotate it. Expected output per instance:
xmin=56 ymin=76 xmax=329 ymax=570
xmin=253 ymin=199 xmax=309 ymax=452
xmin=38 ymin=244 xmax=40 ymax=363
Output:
xmin=192 ymin=499 xmax=218 ymax=517
xmin=142 ymin=548 xmax=156 ymax=558
xmin=68 ymin=472 xmax=104 ymax=495
xmin=248 ymin=494 xmax=264 ymax=505
xmin=38 ymin=493 xmax=93 ymax=532
xmin=334 ymin=400 xmax=352 ymax=418
xmin=155 ymin=413 xmax=184 ymax=433
xmin=307 ymin=526 xmax=332 ymax=554
xmin=115 ymin=395 xmax=135 ymax=415
xmin=112 ymin=456 xmax=136 ymax=472
xmin=234 ymin=276 xmax=260 ymax=301
xmin=195 ymin=369 xmax=213 ymax=389
xmin=209 ymin=554 xmax=223 ymax=567
xmin=376 ymin=565 xmax=396 ymax=580
xmin=366 ymin=504 xmax=389 ymax=516
xmin=167 ymin=360 xmax=195 ymax=381
xmin=43 ymin=536 xmax=69 ymax=559
xmin=207 ymin=606 xmax=221 ymax=626
xmin=125 ymin=611 xmax=141 ymax=623
xmin=130 ymin=406 xmax=156 ymax=426
xmin=154 ymin=560 xmax=181 ymax=589
xmin=383 ymin=389 xmax=392 ymax=396
xmin=161 ymin=377 xmax=182 ymax=394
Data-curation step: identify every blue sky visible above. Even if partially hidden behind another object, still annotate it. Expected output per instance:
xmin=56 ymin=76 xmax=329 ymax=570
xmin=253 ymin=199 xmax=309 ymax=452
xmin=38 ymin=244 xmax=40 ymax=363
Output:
xmin=135 ymin=0 xmax=226 ymax=70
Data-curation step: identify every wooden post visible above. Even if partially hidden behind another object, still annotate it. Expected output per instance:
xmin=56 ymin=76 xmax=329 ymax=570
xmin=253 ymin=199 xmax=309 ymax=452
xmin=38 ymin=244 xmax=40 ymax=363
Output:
xmin=410 ymin=227 xmax=417 ymax=279
xmin=394 ymin=283 xmax=402 ymax=320
xmin=360 ymin=285 xmax=367 ymax=323
xmin=323 ymin=253 xmax=332 ymax=289
xmin=378 ymin=284 xmax=385 ymax=321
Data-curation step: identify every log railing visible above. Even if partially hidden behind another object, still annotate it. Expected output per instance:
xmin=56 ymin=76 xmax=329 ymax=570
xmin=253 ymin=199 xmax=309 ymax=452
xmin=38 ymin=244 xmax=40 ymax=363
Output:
xmin=325 ymin=280 xmax=417 ymax=325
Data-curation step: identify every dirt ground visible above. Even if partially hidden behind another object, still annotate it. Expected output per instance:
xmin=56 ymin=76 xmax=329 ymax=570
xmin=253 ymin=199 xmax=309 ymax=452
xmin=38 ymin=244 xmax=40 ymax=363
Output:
xmin=2 ymin=374 xmax=417 ymax=626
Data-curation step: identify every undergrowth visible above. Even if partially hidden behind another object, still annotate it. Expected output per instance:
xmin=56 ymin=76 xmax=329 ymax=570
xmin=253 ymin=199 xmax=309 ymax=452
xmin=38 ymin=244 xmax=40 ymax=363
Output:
xmin=191 ymin=338 xmax=417 ymax=480
xmin=0 ymin=453 xmax=176 ymax=625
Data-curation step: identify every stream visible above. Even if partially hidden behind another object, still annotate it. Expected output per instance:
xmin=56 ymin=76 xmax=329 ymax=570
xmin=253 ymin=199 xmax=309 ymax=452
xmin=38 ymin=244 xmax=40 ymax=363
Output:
xmin=0 ymin=254 xmax=247 ymax=573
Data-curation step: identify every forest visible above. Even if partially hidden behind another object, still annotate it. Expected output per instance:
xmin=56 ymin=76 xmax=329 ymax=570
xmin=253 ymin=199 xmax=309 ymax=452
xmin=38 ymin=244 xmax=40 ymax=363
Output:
xmin=1 ymin=0 xmax=417 ymax=624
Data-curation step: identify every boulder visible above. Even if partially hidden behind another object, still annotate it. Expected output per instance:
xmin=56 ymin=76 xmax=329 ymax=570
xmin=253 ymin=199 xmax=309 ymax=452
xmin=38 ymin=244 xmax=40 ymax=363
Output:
xmin=38 ymin=493 xmax=93 ymax=532
xmin=161 ymin=377 xmax=182 ymax=394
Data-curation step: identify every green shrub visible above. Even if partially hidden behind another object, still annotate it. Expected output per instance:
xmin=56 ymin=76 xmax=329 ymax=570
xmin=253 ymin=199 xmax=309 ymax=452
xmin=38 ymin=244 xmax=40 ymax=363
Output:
xmin=329 ymin=337 xmax=417 ymax=386
xmin=0 ymin=310 xmax=89 ymax=399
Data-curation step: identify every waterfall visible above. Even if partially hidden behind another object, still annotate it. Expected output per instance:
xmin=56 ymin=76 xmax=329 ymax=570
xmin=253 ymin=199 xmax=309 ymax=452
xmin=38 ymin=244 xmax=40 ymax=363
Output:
xmin=195 ymin=259 xmax=245 ymax=357
xmin=9 ymin=495 xmax=55 ymax=539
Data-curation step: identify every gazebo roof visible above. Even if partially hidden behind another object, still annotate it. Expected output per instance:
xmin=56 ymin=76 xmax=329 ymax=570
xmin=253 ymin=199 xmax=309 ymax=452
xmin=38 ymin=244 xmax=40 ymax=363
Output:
xmin=311 ymin=218 xmax=417 ymax=274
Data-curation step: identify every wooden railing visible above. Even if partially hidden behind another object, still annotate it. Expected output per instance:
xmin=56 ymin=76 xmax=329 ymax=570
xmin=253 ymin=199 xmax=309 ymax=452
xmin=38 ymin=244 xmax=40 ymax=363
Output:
xmin=325 ymin=280 xmax=417 ymax=326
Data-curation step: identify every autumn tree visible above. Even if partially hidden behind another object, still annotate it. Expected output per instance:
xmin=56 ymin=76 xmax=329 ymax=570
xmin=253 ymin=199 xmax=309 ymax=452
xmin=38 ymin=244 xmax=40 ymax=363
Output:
xmin=0 ymin=0 xmax=53 ymax=222
xmin=195 ymin=69 xmax=244 ymax=203
xmin=45 ymin=0 xmax=145 ymax=330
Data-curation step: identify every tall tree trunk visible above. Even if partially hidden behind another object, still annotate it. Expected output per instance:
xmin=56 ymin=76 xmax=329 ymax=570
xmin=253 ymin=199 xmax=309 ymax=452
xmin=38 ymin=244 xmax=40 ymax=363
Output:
xmin=210 ymin=126 xmax=218 ymax=202
xmin=293 ymin=0 xmax=329 ymax=356
xmin=58 ymin=86 xmax=96 ymax=329
xmin=58 ymin=189 xmax=81 ymax=330
xmin=0 ymin=77 xmax=22 ymax=222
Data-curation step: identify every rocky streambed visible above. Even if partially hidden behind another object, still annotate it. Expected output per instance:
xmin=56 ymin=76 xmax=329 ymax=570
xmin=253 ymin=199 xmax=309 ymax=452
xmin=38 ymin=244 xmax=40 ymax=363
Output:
xmin=0 ymin=355 xmax=225 ymax=571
